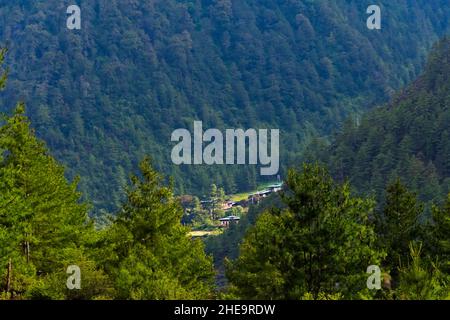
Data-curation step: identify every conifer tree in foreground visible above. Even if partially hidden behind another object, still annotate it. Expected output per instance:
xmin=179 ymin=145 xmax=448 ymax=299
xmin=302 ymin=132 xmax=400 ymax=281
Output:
xmin=0 ymin=104 xmax=113 ymax=299
xmin=97 ymin=158 xmax=215 ymax=299
xmin=428 ymin=194 xmax=450 ymax=275
xmin=376 ymin=180 xmax=424 ymax=284
xmin=0 ymin=51 xmax=111 ymax=299
xmin=396 ymin=243 xmax=449 ymax=300
xmin=226 ymin=164 xmax=384 ymax=300
xmin=0 ymin=49 xmax=214 ymax=298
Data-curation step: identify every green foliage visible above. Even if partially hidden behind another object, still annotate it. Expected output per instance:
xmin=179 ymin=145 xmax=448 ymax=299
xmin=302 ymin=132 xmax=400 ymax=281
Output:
xmin=1 ymin=48 xmax=213 ymax=299
xmin=180 ymin=195 xmax=212 ymax=227
xmin=319 ymin=37 xmax=450 ymax=204
xmin=205 ymin=192 xmax=283 ymax=288
xmin=426 ymin=194 xmax=450 ymax=274
xmin=208 ymin=184 xmax=226 ymax=220
xmin=97 ymin=158 xmax=215 ymax=300
xmin=396 ymin=243 xmax=449 ymax=300
xmin=0 ymin=104 xmax=110 ymax=299
xmin=0 ymin=85 xmax=214 ymax=299
xmin=0 ymin=104 xmax=448 ymax=300
xmin=1 ymin=3 xmax=450 ymax=301
xmin=226 ymin=164 xmax=384 ymax=299
xmin=1 ymin=1 xmax=449 ymax=212
xmin=376 ymin=180 xmax=424 ymax=278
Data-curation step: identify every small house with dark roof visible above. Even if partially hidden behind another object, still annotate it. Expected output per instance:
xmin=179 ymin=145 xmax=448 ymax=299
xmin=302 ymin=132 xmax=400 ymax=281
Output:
xmin=219 ymin=215 xmax=241 ymax=227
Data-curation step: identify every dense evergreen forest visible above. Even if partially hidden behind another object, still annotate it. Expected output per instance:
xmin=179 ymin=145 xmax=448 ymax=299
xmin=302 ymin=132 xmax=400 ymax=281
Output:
xmin=309 ymin=38 xmax=450 ymax=205
xmin=0 ymin=1 xmax=449 ymax=301
xmin=206 ymin=37 xmax=450 ymax=298
xmin=0 ymin=1 xmax=450 ymax=212
xmin=1 ymin=97 xmax=449 ymax=298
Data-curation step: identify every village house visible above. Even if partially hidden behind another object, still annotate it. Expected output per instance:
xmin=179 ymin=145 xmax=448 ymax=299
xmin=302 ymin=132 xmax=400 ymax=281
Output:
xmin=247 ymin=182 xmax=284 ymax=205
xmin=221 ymin=201 xmax=235 ymax=211
xmin=219 ymin=215 xmax=241 ymax=227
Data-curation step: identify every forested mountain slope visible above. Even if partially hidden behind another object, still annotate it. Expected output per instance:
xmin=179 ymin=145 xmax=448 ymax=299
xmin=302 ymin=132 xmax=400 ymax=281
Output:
xmin=315 ymin=37 xmax=450 ymax=203
xmin=0 ymin=0 xmax=449 ymax=212
xmin=208 ymin=38 xmax=450 ymax=285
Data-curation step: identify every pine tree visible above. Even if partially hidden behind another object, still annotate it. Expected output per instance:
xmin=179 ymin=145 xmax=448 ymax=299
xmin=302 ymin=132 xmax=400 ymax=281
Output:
xmin=0 ymin=54 xmax=110 ymax=299
xmin=377 ymin=180 xmax=424 ymax=282
xmin=428 ymin=194 xmax=450 ymax=274
xmin=100 ymin=158 xmax=215 ymax=299
xmin=226 ymin=164 xmax=384 ymax=299
xmin=396 ymin=242 xmax=449 ymax=300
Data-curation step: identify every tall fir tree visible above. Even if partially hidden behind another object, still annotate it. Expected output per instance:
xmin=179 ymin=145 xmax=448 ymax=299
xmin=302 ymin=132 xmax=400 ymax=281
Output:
xmin=0 ymin=50 xmax=110 ymax=299
xmin=427 ymin=194 xmax=450 ymax=274
xmin=226 ymin=164 xmax=384 ymax=299
xmin=396 ymin=242 xmax=449 ymax=300
xmin=376 ymin=180 xmax=424 ymax=283
xmin=97 ymin=158 xmax=215 ymax=299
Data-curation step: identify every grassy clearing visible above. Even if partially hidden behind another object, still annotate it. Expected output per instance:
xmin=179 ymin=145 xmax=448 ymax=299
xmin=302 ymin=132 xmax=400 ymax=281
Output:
xmin=189 ymin=229 xmax=223 ymax=238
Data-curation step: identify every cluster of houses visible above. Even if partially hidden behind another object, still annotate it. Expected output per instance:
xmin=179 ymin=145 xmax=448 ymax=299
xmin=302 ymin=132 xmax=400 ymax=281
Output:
xmin=247 ymin=183 xmax=283 ymax=204
xmin=217 ymin=183 xmax=283 ymax=228
xmin=223 ymin=182 xmax=283 ymax=209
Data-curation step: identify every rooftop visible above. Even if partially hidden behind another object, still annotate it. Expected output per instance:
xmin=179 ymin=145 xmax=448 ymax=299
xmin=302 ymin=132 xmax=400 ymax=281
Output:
xmin=219 ymin=216 xmax=241 ymax=221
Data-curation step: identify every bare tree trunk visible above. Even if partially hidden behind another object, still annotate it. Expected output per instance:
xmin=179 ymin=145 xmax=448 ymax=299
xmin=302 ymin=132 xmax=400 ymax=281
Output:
xmin=6 ymin=258 xmax=12 ymax=294
xmin=24 ymin=233 xmax=30 ymax=264
xmin=26 ymin=241 xmax=30 ymax=264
